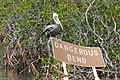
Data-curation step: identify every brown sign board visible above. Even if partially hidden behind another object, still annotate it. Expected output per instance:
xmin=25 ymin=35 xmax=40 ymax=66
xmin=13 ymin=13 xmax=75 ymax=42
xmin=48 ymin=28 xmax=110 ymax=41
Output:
xmin=51 ymin=38 xmax=106 ymax=67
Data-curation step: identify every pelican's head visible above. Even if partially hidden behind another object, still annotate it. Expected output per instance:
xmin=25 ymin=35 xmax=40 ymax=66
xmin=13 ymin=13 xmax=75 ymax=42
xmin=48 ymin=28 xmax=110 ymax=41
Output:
xmin=53 ymin=13 xmax=59 ymax=24
xmin=53 ymin=13 xmax=63 ymax=30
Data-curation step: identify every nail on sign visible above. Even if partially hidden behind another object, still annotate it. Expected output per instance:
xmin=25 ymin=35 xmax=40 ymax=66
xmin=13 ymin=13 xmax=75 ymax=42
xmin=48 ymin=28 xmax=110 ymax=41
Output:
xmin=51 ymin=38 xmax=105 ymax=67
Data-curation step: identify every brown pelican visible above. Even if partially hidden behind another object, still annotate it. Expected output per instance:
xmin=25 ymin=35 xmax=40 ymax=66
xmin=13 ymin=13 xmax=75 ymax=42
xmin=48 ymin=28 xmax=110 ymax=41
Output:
xmin=41 ymin=13 xmax=63 ymax=37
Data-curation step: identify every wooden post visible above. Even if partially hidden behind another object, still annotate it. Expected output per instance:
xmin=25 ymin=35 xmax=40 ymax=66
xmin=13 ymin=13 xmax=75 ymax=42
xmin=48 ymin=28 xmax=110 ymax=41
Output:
xmin=50 ymin=37 xmax=68 ymax=80
xmin=62 ymin=61 xmax=69 ymax=80
xmin=92 ymin=67 xmax=100 ymax=80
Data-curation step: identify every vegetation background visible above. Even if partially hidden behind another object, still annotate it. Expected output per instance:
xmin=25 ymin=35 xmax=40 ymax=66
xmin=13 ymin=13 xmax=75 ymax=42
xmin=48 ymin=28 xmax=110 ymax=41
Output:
xmin=0 ymin=0 xmax=120 ymax=80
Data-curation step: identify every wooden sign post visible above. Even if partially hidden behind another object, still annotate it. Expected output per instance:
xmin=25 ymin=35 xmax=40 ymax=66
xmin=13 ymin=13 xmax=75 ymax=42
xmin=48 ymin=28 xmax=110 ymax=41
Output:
xmin=92 ymin=67 xmax=100 ymax=80
xmin=62 ymin=61 xmax=69 ymax=80
xmin=51 ymin=38 xmax=105 ymax=79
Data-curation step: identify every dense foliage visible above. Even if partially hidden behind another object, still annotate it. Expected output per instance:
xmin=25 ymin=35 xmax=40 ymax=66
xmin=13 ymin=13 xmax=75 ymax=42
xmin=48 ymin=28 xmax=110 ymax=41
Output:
xmin=0 ymin=0 xmax=120 ymax=80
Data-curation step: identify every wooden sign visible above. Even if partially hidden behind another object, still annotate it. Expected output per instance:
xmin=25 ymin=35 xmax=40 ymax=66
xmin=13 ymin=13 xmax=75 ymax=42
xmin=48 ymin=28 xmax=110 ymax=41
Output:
xmin=51 ymin=38 xmax=105 ymax=67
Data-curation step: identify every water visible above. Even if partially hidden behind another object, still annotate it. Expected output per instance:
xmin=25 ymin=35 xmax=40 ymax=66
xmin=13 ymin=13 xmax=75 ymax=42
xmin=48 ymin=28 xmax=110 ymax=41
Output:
xmin=0 ymin=67 xmax=7 ymax=80
xmin=0 ymin=44 xmax=33 ymax=80
xmin=0 ymin=44 xmax=7 ymax=80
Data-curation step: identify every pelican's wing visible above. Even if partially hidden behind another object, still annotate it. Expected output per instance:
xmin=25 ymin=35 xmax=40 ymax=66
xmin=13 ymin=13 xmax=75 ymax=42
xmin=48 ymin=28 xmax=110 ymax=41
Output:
xmin=41 ymin=24 xmax=55 ymax=35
